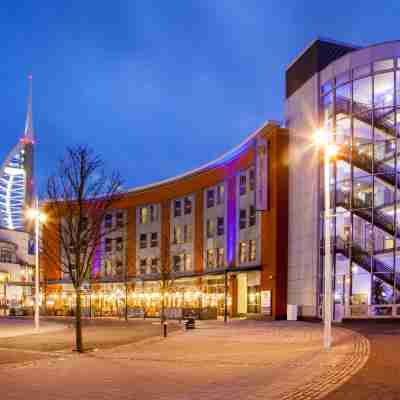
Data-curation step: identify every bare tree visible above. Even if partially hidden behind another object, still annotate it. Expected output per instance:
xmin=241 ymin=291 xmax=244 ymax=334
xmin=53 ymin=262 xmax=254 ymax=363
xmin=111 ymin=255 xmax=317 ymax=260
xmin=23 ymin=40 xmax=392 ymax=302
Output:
xmin=42 ymin=146 xmax=124 ymax=352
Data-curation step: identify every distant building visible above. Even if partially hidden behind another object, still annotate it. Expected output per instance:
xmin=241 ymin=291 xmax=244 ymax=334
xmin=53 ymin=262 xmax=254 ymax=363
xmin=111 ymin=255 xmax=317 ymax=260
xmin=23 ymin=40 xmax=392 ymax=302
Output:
xmin=0 ymin=228 xmax=34 ymax=312
xmin=0 ymin=77 xmax=36 ymax=313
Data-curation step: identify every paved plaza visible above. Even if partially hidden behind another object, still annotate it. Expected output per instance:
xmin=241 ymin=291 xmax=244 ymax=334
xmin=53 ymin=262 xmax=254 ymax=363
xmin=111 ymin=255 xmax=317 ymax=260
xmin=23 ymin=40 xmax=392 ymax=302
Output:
xmin=0 ymin=319 xmax=367 ymax=400
xmin=325 ymin=321 xmax=400 ymax=400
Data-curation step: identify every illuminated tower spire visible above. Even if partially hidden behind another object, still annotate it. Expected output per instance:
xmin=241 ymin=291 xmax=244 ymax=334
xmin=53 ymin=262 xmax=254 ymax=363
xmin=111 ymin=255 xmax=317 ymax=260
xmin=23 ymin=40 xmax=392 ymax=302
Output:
xmin=23 ymin=74 xmax=34 ymax=143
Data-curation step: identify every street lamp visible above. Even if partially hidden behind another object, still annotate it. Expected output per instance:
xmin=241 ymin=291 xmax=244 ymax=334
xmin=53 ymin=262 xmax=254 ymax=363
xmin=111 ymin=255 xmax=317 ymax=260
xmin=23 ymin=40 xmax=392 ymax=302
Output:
xmin=314 ymin=129 xmax=338 ymax=351
xmin=26 ymin=201 xmax=46 ymax=332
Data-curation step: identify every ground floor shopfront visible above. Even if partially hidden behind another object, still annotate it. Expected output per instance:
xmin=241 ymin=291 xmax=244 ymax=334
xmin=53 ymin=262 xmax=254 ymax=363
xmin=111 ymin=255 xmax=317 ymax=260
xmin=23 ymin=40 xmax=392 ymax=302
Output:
xmin=44 ymin=270 xmax=269 ymax=319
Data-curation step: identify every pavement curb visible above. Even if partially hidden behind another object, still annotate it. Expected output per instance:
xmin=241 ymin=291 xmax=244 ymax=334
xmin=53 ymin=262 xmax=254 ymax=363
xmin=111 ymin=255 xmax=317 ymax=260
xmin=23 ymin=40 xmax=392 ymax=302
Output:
xmin=281 ymin=327 xmax=370 ymax=400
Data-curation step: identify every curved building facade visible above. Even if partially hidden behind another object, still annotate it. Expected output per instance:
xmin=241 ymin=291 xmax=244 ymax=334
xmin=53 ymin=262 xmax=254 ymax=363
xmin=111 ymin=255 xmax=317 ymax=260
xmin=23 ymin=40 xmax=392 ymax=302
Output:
xmin=287 ymin=39 xmax=400 ymax=319
xmin=43 ymin=122 xmax=289 ymax=320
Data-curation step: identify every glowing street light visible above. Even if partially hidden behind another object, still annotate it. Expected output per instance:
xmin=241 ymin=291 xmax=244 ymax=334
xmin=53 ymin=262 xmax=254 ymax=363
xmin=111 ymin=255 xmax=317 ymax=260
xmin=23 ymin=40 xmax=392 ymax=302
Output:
xmin=314 ymin=129 xmax=338 ymax=351
xmin=26 ymin=200 xmax=46 ymax=332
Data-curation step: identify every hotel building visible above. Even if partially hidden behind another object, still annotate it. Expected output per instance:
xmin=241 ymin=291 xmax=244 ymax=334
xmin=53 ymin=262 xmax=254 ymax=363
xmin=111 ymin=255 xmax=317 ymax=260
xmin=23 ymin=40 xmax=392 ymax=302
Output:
xmin=42 ymin=123 xmax=289 ymax=319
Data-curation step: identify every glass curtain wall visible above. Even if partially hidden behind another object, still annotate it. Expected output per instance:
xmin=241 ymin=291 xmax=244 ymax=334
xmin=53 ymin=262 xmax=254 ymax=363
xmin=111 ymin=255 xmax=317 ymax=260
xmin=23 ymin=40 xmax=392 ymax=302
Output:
xmin=321 ymin=58 xmax=400 ymax=318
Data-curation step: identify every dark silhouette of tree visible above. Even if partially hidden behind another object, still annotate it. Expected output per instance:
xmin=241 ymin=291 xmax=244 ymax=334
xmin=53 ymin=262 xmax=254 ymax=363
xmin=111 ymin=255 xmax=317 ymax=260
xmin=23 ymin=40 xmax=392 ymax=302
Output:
xmin=42 ymin=146 xmax=124 ymax=352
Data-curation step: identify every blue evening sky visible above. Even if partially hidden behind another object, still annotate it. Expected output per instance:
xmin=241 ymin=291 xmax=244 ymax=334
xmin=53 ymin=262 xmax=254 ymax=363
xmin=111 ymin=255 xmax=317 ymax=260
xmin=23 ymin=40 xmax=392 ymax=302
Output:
xmin=1 ymin=1 xmax=400 ymax=193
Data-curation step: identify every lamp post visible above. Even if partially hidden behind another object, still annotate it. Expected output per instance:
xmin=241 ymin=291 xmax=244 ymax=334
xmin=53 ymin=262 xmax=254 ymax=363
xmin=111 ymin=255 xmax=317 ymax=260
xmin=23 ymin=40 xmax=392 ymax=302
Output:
xmin=27 ymin=201 xmax=46 ymax=332
xmin=315 ymin=130 xmax=338 ymax=351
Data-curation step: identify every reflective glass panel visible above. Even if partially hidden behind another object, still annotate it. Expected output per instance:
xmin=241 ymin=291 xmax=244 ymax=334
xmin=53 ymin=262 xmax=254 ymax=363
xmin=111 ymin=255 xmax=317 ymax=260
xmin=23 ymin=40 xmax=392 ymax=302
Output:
xmin=353 ymin=64 xmax=371 ymax=79
xmin=373 ymin=59 xmax=394 ymax=72
xmin=336 ymin=71 xmax=351 ymax=86
xmin=354 ymin=77 xmax=372 ymax=109
xmin=374 ymin=72 xmax=394 ymax=108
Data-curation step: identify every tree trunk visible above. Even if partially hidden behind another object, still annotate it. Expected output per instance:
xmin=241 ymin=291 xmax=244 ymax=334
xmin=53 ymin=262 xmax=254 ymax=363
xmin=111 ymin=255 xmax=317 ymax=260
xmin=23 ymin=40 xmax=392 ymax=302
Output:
xmin=124 ymin=283 xmax=128 ymax=322
xmin=161 ymin=285 xmax=165 ymax=323
xmin=75 ymin=287 xmax=83 ymax=352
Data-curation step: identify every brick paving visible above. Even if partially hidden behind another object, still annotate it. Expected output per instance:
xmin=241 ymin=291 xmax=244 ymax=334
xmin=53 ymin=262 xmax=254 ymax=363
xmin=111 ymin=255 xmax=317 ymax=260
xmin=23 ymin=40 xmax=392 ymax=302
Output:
xmin=0 ymin=320 xmax=368 ymax=400
xmin=324 ymin=321 xmax=400 ymax=400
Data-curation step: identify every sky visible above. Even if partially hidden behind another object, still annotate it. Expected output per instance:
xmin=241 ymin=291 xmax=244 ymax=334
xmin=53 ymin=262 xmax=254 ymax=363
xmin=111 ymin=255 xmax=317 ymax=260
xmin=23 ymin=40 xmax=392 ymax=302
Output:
xmin=1 ymin=1 xmax=400 ymax=194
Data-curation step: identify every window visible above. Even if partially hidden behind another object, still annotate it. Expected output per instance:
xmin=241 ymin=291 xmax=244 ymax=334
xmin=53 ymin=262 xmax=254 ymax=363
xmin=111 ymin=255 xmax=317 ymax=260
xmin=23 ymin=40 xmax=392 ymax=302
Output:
xmin=206 ymin=249 xmax=215 ymax=269
xmin=174 ymin=200 xmax=182 ymax=217
xmin=139 ymin=207 xmax=148 ymax=224
xmin=139 ymin=258 xmax=147 ymax=274
xmin=0 ymin=248 xmax=12 ymax=263
xmin=239 ymin=209 xmax=247 ymax=230
xmin=105 ymin=214 xmax=112 ymax=229
xmin=116 ymin=237 xmax=123 ymax=251
xmin=151 ymin=257 xmax=158 ymax=273
xmin=249 ymin=240 xmax=256 ymax=262
xmin=239 ymin=175 xmax=247 ymax=195
xmin=249 ymin=169 xmax=255 ymax=191
xmin=173 ymin=225 xmax=182 ymax=244
xmin=373 ymin=59 xmax=394 ymax=72
xmin=150 ymin=205 xmax=157 ymax=222
xmin=249 ymin=205 xmax=256 ymax=227
xmin=217 ymin=248 xmax=224 ymax=267
xmin=217 ymin=185 xmax=225 ymax=204
xmin=239 ymin=241 xmax=247 ymax=263
xmin=173 ymin=255 xmax=181 ymax=272
xmin=81 ymin=217 xmax=88 ymax=231
xmin=184 ymin=254 xmax=192 ymax=271
xmin=206 ymin=219 xmax=215 ymax=238
xmin=105 ymin=238 xmax=112 ymax=253
xmin=116 ymin=212 xmax=123 ymax=228
xmin=217 ymin=217 xmax=224 ymax=236
xmin=151 ymin=232 xmax=158 ymax=248
xmin=184 ymin=224 xmax=192 ymax=243
xmin=206 ymin=189 xmax=215 ymax=208
xmin=140 ymin=233 xmax=147 ymax=249
xmin=184 ymin=197 xmax=192 ymax=215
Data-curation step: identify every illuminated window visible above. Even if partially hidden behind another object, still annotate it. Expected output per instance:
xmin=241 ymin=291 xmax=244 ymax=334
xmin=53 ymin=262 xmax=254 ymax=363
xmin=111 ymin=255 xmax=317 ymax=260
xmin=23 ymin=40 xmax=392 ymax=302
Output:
xmin=139 ymin=207 xmax=148 ymax=224
xmin=173 ymin=225 xmax=182 ymax=244
xmin=149 ymin=232 xmax=157 ymax=248
xmin=239 ymin=175 xmax=247 ymax=195
xmin=239 ymin=242 xmax=247 ymax=263
xmin=239 ymin=209 xmax=247 ymax=230
xmin=217 ymin=217 xmax=224 ymax=236
xmin=217 ymin=248 xmax=224 ymax=267
xmin=206 ymin=249 xmax=215 ymax=269
xmin=249 ymin=205 xmax=256 ymax=227
xmin=184 ymin=253 xmax=192 ymax=271
xmin=206 ymin=219 xmax=215 ymax=238
xmin=249 ymin=240 xmax=256 ymax=262
xmin=207 ymin=189 xmax=215 ymax=208
xmin=140 ymin=233 xmax=147 ymax=249
xmin=184 ymin=197 xmax=192 ymax=215
xmin=174 ymin=200 xmax=182 ymax=217
xmin=217 ymin=185 xmax=225 ymax=204
xmin=184 ymin=224 xmax=192 ymax=243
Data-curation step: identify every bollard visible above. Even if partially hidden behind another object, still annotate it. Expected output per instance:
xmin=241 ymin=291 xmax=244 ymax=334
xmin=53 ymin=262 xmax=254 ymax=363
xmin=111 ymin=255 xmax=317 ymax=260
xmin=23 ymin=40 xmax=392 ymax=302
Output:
xmin=163 ymin=322 xmax=168 ymax=338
